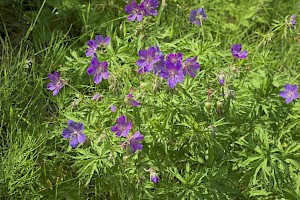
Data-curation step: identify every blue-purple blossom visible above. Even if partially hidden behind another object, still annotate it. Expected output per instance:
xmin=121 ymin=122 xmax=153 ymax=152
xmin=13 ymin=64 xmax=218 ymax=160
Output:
xmin=140 ymin=0 xmax=159 ymax=16
xmin=85 ymin=40 xmax=98 ymax=57
xmin=231 ymin=44 xmax=248 ymax=59
xmin=166 ymin=53 xmax=183 ymax=66
xmin=85 ymin=35 xmax=110 ymax=57
xmin=87 ymin=55 xmax=109 ymax=84
xmin=280 ymin=84 xmax=298 ymax=104
xmin=218 ymin=71 xmax=225 ymax=85
xmin=161 ymin=52 xmax=184 ymax=89
xmin=47 ymin=71 xmax=63 ymax=96
xmin=91 ymin=93 xmax=102 ymax=102
xmin=111 ymin=105 xmax=117 ymax=112
xmin=160 ymin=62 xmax=184 ymax=89
xmin=189 ymin=8 xmax=207 ymax=26
xmin=183 ymin=56 xmax=200 ymax=77
xmin=150 ymin=168 xmax=159 ymax=184
xmin=126 ymin=93 xmax=140 ymax=107
xmin=136 ymin=46 xmax=164 ymax=74
xmin=62 ymin=120 xmax=86 ymax=148
xmin=95 ymin=35 xmax=110 ymax=47
xmin=111 ymin=115 xmax=132 ymax=137
xmin=291 ymin=14 xmax=296 ymax=29
xmin=122 ymin=131 xmax=144 ymax=153
xmin=125 ymin=1 xmax=143 ymax=22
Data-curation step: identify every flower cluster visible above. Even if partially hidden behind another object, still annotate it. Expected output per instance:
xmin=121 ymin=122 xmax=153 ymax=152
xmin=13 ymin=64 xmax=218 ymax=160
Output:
xmin=111 ymin=115 xmax=144 ymax=154
xmin=125 ymin=0 xmax=159 ymax=22
xmin=85 ymin=35 xmax=111 ymax=85
xmin=137 ymin=46 xmax=200 ymax=89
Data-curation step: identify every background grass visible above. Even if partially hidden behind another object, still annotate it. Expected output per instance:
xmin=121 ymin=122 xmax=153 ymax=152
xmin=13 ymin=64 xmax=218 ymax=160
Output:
xmin=0 ymin=0 xmax=300 ymax=199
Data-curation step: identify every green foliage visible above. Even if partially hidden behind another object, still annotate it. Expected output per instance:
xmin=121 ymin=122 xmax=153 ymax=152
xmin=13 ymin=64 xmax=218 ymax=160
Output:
xmin=1 ymin=0 xmax=300 ymax=199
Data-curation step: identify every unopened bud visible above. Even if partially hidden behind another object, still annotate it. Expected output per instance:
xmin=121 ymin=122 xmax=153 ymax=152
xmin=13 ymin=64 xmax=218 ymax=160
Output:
xmin=123 ymin=155 xmax=129 ymax=162
xmin=205 ymin=102 xmax=212 ymax=110
xmin=217 ymin=100 xmax=223 ymax=108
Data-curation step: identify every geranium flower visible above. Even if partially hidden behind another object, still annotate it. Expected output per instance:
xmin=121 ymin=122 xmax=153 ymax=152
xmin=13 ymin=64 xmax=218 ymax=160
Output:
xmin=280 ymin=84 xmax=298 ymax=104
xmin=231 ymin=44 xmax=248 ymax=59
xmin=137 ymin=46 xmax=164 ymax=74
xmin=62 ymin=120 xmax=86 ymax=148
xmin=183 ymin=56 xmax=200 ymax=77
xmin=125 ymin=1 xmax=143 ymax=22
xmin=126 ymin=93 xmax=140 ymax=107
xmin=189 ymin=8 xmax=207 ymax=26
xmin=47 ymin=71 xmax=63 ymax=96
xmin=122 ymin=131 xmax=144 ymax=153
xmin=290 ymin=14 xmax=296 ymax=29
xmin=111 ymin=115 xmax=132 ymax=137
xmin=91 ymin=93 xmax=102 ymax=102
xmin=160 ymin=62 xmax=184 ymax=89
xmin=87 ymin=55 xmax=109 ymax=84
xmin=140 ymin=0 xmax=159 ymax=16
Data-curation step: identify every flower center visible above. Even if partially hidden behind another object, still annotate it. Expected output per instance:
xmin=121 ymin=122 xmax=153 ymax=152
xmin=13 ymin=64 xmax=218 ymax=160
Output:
xmin=146 ymin=55 xmax=153 ymax=63
xmin=288 ymin=91 xmax=294 ymax=98
xmin=119 ymin=124 xmax=127 ymax=132
xmin=170 ymin=69 xmax=177 ymax=77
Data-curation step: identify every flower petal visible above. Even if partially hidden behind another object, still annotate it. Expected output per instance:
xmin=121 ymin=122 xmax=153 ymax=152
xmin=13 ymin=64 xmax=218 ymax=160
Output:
xmin=77 ymin=133 xmax=86 ymax=144
xmin=70 ymin=136 xmax=79 ymax=148
xmin=68 ymin=120 xmax=77 ymax=132
xmin=62 ymin=128 xmax=72 ymax=138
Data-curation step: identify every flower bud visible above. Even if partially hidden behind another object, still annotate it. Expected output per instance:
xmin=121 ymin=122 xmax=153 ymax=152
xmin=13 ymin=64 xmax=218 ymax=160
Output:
xmin=205 ymin=102 xmax=212 ymax=110
xmin=123 ymin=155 xmax=129 ymax=162
xmin=217 ymin=100 xmax=223 ymax=108
xmin=217 ymin=71 xmax=225 ymax=85
xmin=149 ymin=168 xmax=159 ymax=184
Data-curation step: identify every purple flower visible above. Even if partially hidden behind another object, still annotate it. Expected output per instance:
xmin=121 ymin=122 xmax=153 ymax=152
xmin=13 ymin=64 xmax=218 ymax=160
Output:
xmin=140 ymin=0 xmax=159 ymax=16
xmin=166 ymin=53 xmax=183 ymax=66
xmin=189 ymin=8 xmax=207 ymax=26
xmin=95 ymin=35 xmax=110 ymax=47
xmin=291 ymin=14 xmax=296 ymax=29
xmin=125 ymin=1 xmax=143 ymax=22
xmin=183 ymin=56 xmax=200 ymax=77
xmin=111 ymin=105 xmax=117 ymax=112
xmin=218 ymin=71 xmax=225 ymax=85
xmin=126 ymin=93 xmax=140 ymax=107
xmin=47 ymin=71 xmax=63 ymax=96
xmin=152 ymin=46 xmax=165 ymax=75
xmin=91 ymin=93 xmax=102 ymax=102
xmin=87 ymin=55 xmax=109 ymax=84
xmin=122 ymin=131 xmax=144 ymax=153
xmin=85 ymin=35 xmax=110 ymax=57
xmin=231 ymin=44 xmax=248 ymax=59
xmin=136 ymin=46 xmax=163 ymax=74
xmin=62 ymin=120 xmax=86 ymax=148
xmin=85 ymin=40 xmax=98 ymax=57
xmin=111 ymin=115 xmax=132 ymax=137
xmin=150 ymin=169 xmax=159 ymax=184
xmin=280 ymin=84 xmax=298 ymax=104
xmin=160 ymin=62 xmax=184 ymax=89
